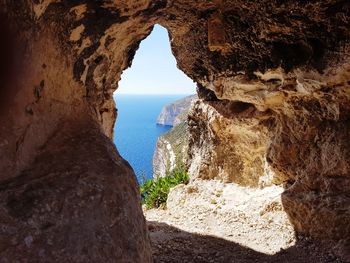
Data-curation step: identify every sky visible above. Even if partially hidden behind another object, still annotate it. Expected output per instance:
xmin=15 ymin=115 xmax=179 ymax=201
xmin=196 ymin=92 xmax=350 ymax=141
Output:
xmin=116 ymin=25 xmax=196 ymax=95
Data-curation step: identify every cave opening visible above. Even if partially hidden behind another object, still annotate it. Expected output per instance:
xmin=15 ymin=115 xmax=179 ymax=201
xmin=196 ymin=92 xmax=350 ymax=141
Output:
xmin=109 ymin=23 xmax=300 ymax=259
xmin=113 ymin=24 xmax=196 ymax=184
xmin=0 ymin=2 xmax=348 ymax=262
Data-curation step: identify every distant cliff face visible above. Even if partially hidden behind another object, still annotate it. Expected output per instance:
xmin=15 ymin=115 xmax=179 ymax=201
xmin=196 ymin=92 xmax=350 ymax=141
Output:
xmin=157 ymin=95 xmax=197 ymax=126
xmin=153 ymin=95 xmax=197 ymax=178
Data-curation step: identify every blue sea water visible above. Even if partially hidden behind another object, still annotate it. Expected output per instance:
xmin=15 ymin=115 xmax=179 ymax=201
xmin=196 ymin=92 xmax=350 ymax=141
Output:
xmin=113 ymin=94 xmax=185 ymax=183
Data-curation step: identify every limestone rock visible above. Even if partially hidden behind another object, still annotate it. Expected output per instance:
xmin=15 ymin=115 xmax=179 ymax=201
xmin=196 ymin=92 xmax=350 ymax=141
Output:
xmin=0 ymin=0 xmax=349 ymax=260
xmin=0 ymin=1 xmax=155 ymax=261
xmin=153 ymin=95 xmax=197 ymax=178
xmin=0 ymin=122 xmax=152 ymax=262
xmin=188 ymin=98 xmax=275 ymax=187
xmin=153 ymin=121 xmax=189 ymax=179
xmin=156 ymin=95 xmax=197 ymax=126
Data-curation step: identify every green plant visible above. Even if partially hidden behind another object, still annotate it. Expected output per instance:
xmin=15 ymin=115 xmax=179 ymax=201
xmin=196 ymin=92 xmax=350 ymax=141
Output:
xmin=140 ymin=165 xmax=189 ymax=209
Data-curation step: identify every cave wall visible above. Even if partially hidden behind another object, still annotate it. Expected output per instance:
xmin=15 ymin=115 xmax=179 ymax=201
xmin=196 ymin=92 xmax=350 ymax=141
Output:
xmin=164 ymin=0 xmax=350 ymax=246
xmin=187 ymin=98 xmax=275 ymax=187
xmin=0 ymin=1 xmax=155 ymax=261
xmin=0 ymin=0 xmax=349 ymax=260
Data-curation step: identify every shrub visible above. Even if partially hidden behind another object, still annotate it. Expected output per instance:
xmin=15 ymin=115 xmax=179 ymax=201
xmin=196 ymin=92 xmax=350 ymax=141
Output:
xmin=140 ymin=165 xmax=189 ymax=209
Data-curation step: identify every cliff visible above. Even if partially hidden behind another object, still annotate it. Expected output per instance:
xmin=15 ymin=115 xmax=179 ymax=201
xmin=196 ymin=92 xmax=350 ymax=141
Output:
xmin=153 ymin=95 xmax=197 ymax=178
xmin=153 ymin=121 xmax=189 ymax=179
xmin=156 ymin=94 xmax=197 ymax=126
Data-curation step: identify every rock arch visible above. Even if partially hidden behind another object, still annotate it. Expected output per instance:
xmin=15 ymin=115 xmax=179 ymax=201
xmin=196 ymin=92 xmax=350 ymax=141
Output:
xmin=0 ymin=0 xmax=349 ymax=261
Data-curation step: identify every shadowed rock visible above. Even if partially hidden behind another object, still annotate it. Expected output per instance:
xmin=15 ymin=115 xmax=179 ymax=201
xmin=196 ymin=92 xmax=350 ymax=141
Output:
xmin=0 ymin=0 xmax=349 ymax=261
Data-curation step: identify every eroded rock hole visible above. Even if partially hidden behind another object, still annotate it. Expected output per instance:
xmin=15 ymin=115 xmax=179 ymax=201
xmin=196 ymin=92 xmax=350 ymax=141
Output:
xmin=111 ymin=24 xmax=317 ymax=261
xmin=113 ymin=24 xmax=196 ymax=184
xmin=272 ymin=41 xmax=313 ymax=71
xmin=230 ymin=101 xmax=254 ymax=113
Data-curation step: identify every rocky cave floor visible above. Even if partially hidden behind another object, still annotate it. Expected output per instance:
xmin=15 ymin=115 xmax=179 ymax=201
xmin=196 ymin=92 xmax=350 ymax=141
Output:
xmin=144 ymin=179 xmax=346 ymax=263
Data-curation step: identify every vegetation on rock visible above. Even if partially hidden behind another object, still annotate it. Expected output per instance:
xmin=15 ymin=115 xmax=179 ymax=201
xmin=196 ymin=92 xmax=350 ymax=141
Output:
xmin=141 ymin=164 xmax=189 ymax=209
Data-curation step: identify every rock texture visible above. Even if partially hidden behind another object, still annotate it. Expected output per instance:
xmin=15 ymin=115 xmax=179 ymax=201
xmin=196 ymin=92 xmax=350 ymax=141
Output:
xmin=0 ymin=1 xmax=155 ymax=261
xmin=0 ymin=122 xmax=151 ymax=262
xmin=146 ymin=179 xmax=343 ymax=262
xmin=153 ymin=122 xmax=189 ymax=179
xmin=0 ymin=0 xmax=349 ymax=261
xmin=170 ymin=0 xmax=350 ymax=253
xmin=188 ymin=99 xmax=275 ymax=187
xmin=147 ymin=179 xmax=296 ymax=255
xmin=153 ymin=95 xmax=197 ymax=178
xmin=156 ymin=95 xmax=197 ymax=126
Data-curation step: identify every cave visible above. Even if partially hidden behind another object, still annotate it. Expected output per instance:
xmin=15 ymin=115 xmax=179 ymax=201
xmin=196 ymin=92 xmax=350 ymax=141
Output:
xmin=0 ymin=1 xmax=349 ymax=262
xmin=114 ymin=24 xmax=196 ymax=183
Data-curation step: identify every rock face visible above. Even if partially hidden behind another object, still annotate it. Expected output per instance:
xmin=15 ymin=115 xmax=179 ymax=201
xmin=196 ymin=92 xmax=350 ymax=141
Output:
xmin=0 ymin=123 xmax=151 ymax=262
xmin=188 ymin=99 xmax=274 ymax=187
xmin=153 ymin=122 xmax=189 ymax=179
xmin=0 ymin=1 xmax=156 ymax=261
xmin=0 ymin=0 xmax=349 ymax=261
xmin=154 ymin=95 xmax=196 ymax=178
xmin=156 ymin=95 xmax=197 ymax=126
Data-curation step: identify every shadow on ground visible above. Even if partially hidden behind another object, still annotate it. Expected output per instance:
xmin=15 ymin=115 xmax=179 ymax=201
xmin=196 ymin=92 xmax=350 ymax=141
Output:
xmin=148 ymin=221 xmax=343 ymax=263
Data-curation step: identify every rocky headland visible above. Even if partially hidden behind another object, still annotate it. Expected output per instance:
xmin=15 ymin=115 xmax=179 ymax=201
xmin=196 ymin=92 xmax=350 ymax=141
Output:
xmin=156 ymin=94 xmax=197 ymax=126
xmin=153 ymin=95 xmax=197 ymax=179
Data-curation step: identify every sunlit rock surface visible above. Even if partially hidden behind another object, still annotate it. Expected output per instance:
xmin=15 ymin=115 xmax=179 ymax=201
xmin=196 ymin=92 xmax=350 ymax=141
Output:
xmin=156 ymin=95 xmax=197 ymax=126
xmin=188 ymin=98 xmax=275 ymax=187
xmin=154 ymin=95 xmax=196 ymax=178
xmin=0 ymin=0 xmax=349 ymax=261
xmin=153 ymin=122 xmax=189 ymax=179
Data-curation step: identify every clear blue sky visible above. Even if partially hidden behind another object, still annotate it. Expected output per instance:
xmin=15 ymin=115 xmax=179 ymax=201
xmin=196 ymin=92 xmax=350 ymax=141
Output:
xmin=116 ymin=25 xmax=196 ymax=95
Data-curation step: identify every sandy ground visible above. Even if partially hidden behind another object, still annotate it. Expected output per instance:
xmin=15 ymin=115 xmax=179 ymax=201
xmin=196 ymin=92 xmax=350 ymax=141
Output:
xmin=144 ymin=179 xmax=345 ymax=263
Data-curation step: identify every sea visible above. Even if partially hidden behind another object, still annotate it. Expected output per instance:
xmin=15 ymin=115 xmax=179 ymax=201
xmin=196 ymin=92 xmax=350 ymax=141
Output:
xmin=113 ymin=94 xmax=186 ymax=184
